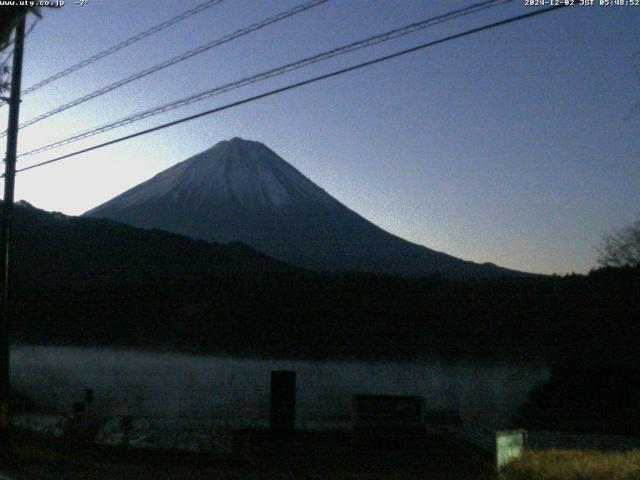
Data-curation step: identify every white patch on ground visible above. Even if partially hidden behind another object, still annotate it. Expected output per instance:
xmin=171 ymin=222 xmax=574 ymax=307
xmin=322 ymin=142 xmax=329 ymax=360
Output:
xmin=94 ymin=416 xmax=234 ymax=453
xmin=11 ymin=413 xmax=68 ymax=438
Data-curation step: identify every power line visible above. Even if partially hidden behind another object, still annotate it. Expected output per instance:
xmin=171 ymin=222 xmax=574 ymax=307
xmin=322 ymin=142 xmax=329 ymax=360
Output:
xmin=13 ymin=4 xmax=569 ymax=176
xmin=20 ymin=0 xmax=510 ymax=157
xmin=19 ymin=0 xmax=224 ymax=98
xmin=4 ymin=0 xmax=330 ymax=137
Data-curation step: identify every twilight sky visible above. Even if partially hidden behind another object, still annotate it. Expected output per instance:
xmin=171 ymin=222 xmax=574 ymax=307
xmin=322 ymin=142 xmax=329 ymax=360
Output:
xmin=1 ymin=0 xmax=638 ymax=275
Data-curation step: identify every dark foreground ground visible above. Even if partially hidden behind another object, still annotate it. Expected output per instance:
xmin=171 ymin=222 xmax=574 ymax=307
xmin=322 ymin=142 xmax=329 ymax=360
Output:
xmin=0 ymin=428 xmax=494 ymax=479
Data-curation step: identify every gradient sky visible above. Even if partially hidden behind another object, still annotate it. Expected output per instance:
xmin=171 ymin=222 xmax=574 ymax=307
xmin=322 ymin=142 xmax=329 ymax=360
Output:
xmin=1 ymin=0 xmax=638 ymax=275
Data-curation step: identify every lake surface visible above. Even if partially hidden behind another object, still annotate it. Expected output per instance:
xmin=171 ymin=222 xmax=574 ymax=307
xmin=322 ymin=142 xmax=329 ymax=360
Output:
xmin=11 ymin=345 xmax=549 ymax=430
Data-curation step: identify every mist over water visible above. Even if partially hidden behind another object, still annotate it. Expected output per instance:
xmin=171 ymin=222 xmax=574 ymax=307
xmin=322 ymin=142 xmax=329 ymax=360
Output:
xmin=11 ymin=346 xmax=549 ymax=429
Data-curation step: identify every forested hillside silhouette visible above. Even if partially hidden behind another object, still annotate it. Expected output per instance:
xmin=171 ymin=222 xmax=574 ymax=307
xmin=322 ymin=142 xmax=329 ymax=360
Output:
xmin=7 ymin=201 xmax=639 ymax=365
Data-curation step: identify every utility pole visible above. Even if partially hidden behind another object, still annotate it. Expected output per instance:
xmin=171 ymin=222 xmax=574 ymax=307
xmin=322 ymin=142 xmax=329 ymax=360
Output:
xmin=0 ymin=15 xmax=26 ymax=447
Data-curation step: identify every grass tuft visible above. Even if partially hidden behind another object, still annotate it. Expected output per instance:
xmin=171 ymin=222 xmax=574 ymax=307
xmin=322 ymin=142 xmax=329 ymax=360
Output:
xmin=501 ymin=449 xmax=640 ymax=480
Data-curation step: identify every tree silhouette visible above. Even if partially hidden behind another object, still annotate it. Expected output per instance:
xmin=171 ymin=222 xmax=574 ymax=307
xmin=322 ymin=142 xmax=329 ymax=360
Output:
xmin=0 ymin=6 xmax=41 ymax=94
xmin=597 ymin=217 xmax=640 ymax=268
xmin=0 ymin=63 xmax=8 ymax=95
xmin=0 ymin=7 xmax=35 ymax=51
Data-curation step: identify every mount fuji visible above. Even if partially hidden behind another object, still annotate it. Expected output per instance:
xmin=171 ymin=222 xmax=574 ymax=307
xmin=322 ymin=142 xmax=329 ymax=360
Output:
xmin=85 ymin=138 xmax=527 ymax=279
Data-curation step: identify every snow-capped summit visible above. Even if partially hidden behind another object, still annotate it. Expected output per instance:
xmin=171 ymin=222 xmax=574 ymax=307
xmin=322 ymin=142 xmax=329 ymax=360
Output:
xmin=85 ymin=138 xmax=526 ymax=279
xmin=97 ymin=138 xmax=336 ymax=212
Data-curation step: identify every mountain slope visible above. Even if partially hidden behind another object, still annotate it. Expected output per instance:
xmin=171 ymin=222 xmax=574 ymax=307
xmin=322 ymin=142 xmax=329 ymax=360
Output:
xmin=9 ymin=200 xmax=287 ymax=291
xmin=85 ymin=137 xmax=529 ymax=279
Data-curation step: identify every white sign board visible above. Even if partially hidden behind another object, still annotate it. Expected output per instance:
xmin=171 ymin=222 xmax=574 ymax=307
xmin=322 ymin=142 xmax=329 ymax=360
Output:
xmin=495 ymin=430 xmax=526 ymax=470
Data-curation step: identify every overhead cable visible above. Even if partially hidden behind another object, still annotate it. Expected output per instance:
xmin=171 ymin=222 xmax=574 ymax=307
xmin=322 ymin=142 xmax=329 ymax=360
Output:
xmin=13 ymin=4 xmax=569 ymax=176
xmin=19 ymin=0 xmax=224 ymax=97
xmin=20 ymin=0 xmax=509 ymax=156
xmin=5 ymin=0 xmax=330 ymax=137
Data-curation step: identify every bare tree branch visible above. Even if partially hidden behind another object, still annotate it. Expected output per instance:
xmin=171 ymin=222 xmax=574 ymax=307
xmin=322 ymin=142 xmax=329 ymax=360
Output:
xmin=597 ymin=218 xmax=640 ymax=268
